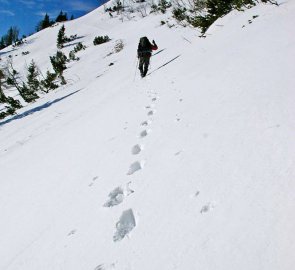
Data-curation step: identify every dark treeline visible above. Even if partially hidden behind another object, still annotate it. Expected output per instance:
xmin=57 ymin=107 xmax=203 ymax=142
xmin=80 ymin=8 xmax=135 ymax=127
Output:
xmin=0 ymin=10 xmax=75 ymax=50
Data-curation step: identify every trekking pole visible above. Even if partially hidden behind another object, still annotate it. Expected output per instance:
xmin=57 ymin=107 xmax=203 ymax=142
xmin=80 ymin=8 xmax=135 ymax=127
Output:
xmin=133 ymin=58 xmax=139 ymax=81
xmin=149 ymin=55 xmax=152 ymax=70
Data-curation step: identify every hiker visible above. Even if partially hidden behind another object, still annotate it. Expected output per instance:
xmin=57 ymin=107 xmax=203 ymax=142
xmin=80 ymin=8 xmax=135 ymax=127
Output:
xmin=137 ymin=37 xmax=158 ymax=77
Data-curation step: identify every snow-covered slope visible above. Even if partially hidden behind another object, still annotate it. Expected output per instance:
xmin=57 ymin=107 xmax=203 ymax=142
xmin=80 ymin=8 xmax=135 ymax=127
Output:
xmin=0 ymin=1 xmax=294 ymax=269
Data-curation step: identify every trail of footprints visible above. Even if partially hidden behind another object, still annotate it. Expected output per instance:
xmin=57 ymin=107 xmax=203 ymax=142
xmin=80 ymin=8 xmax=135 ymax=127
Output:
xmin=94 ymin=90 xmax=214 ymax=258
xmin=101 ymin=92 xmax=159 ymax=243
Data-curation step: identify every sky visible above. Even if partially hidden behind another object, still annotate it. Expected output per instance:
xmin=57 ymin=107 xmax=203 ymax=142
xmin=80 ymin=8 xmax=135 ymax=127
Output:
xmin=0 ymin=0 xmax=106 ymax=37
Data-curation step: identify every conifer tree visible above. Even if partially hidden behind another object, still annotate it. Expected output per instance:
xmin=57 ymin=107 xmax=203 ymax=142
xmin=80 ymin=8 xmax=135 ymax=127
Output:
xmin=41 ymin=71 xmax=58 ymax=92
xmin=5 ymin=60 xmax=38 ymax=103
xmin=50 ymin=51 xmax=67 ymax=84
xmin=0 ymin=69 xmax=22 ymax=119
xmin=56 ymin=11 xmax=68 ymax=22
xmin=0 ymin=37 xmax=5 ymax=49
xmin=0 ymin=70 xmax=7 ymax=103
xmin=27 ymin=60 xmax=40 ymax=93
xmin=42 ymin=13 xmax=51 ymax=28
xmin=57 ymin=24 xmax=66 ymax=49
xmin=19 ymin=82 xmax=39 ymax=103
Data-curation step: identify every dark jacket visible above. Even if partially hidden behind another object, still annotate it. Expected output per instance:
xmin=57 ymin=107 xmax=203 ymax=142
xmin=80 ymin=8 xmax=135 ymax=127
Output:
xmin=137 ymin=38 xmax=158 ymax=58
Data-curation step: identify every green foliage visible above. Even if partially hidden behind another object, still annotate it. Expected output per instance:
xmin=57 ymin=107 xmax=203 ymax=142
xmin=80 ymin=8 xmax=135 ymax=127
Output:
xmin=40 ymin=71 xmax=58 ymax=92
xmin=158 ymin=0 xmax=172 ymax=13
xmin=73 ymin=42 xmax=86 ymax=53
xmin=50 ymin=51 xmax=67 ymax=75
xmin=27 ymin=60 xmax=40 ymax=93
xmin=174 ymin=0 xmax=259 ymax=34
xmin=0 ymin=26 xmax=19 ymax=48
xmin=50 ymin=51 xmax=67 ymax=84
xmin=57 ymin=25 xmax=67 ymax=49
xmin=150 ymin=0 xmax=171 ymax=14
xmin=0 ymin=37 xmax=5 ymax=49
xmin=93 ymin=35 xmax=110 ymax=46
xmin=68 ymin=42 xmax=85 ymax=62
xmin=6 ymin=96 xmax=22 ymax=109
xmin=13 ymin=39 xmax=24 ymax=47
xmin=19 ymin=82 xmax=39 ymax=103
xmin=69 ymin=50 xmax=79 ymax=61
xmin=36 ymin=13 xmax=55 ymax=32
xmin=56 ymin=11 xmax=68 ymax=22
xmin=0 ymin=69 xmax=22 ymax=118
xmin=172 ymin=7 xmax=187 ymax=21
xmin=150 ymin=4 xmax=158 ymax=13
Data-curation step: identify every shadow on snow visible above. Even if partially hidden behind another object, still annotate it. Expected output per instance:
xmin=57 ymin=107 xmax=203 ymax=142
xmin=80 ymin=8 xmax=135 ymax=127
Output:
xmin=0 ymin=89 xmax=81 ymax=127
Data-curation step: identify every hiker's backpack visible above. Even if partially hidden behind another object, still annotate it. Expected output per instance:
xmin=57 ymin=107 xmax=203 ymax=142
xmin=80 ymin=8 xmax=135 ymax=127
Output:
xmin=138 ymin=37 xmax=152 ymax=57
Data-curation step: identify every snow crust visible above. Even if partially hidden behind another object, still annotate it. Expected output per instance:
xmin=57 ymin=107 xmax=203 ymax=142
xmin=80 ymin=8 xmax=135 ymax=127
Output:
xmin=0 ymin=0 xmax=294 ymax=269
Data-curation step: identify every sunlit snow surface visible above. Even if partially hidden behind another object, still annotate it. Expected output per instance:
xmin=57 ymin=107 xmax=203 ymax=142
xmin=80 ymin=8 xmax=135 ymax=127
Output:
xmin=0 ymin=0 xmax=294 ymax=269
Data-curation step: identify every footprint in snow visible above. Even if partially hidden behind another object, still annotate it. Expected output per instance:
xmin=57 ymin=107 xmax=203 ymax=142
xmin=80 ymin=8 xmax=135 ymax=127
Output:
xmin=67 ymin=229 xmax=77 ymax=236
xmin=127 ymin=161 xmax=144 ymax=175
xmin=141 ymin=120 xmax=151 ymax=126
xmin=139 ymin=129 xmax=149 ymax=138
xmin=200 ymin=202 xmax=216 ymax=214
xmin=113 ymin=209 xmax=136 ymax=242
xmin=94 ymin=263 xmax=116 ymax=270
xmin=103 ymin=183 xmax=134 ymax=207
xmin=131 ymin=144 xmax=143 ymax=155
xmin=194 ymin=191 xmax=200 ymax=197
xmin=174 ymin=150 xmax=182 ymax=156
xmin=147 ymin=110 xmax=155 ymax=116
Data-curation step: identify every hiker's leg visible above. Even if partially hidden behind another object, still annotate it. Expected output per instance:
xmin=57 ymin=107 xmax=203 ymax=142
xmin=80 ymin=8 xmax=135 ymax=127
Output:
xmin=143 ymin=57 xmax=150 ymax=76
xmin=138 ymin=57 xmax=144 ymax=76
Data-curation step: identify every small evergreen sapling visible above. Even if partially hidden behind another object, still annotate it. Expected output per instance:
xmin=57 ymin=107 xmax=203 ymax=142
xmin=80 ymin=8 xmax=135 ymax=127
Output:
xmin=19 ymin=82 xmax=39 ymax=103
xmin=73 ymin=42 xmax=86 ymax=53
xmin=27 ymin=60 xmax=40 ymax=93
xmin=158 ymin=0 xmax=171 ymax=13
xmin=57 ymin=25 xmax=67 ymax=49
xmin=5 ymin=62 xmax=36 ymax=103
xmin=0 ymin=69 xmax=22 ymax=119
xmin=41 ymin=71 xmax=58 ymax=92
xmin=50 ymin=51 xmax=67 ymax=84
xmin=69 ymin=50 xmax=79 ymax=61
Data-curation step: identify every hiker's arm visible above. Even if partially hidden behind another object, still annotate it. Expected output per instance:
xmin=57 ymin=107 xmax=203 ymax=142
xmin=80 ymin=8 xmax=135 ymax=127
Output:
xmin=151 ymin=40 xmax=158 ymax=50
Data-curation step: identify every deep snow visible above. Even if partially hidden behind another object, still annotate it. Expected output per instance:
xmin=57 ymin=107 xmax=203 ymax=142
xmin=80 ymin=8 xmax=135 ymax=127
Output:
xmin=0 ymin=1 xmax=294 ymax=269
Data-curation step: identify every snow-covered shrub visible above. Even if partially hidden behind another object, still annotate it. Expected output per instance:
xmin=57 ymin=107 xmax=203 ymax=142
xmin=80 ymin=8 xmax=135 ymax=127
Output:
xmin=73 ymin=42 xmax=86 ymax=53
xmin=172 ymin=0 xmax=273 ymax=34
xmin=93 ymin=36 xmax=110 ymax=45
xmin=66 ymin=34 xmax=78 ymax=42
xmin=68 ymin=50 xmax=79 ymax=61
xmin=172 ymin=7 xmax=187 ymax=21
xmin=114 ymin=39 xmax=124 ymax=53
xmin=136 ymin=3 xmax=148 ymax=17
xmin=158 ymin=0 xmax=172 ymax=13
